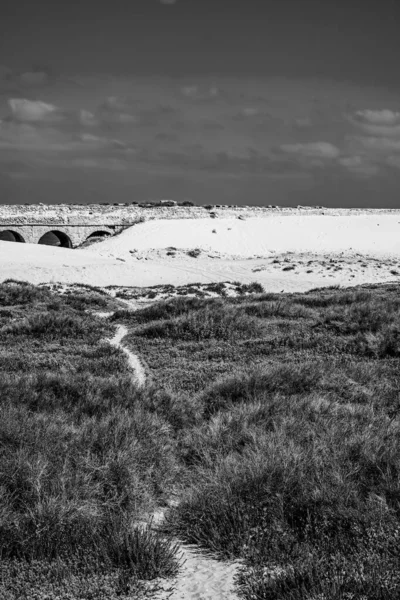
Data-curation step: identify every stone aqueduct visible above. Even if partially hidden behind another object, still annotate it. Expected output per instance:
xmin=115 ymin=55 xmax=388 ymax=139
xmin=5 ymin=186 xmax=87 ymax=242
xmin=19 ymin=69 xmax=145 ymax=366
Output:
xmin=0 ymin=204 xmax=146 ymax=248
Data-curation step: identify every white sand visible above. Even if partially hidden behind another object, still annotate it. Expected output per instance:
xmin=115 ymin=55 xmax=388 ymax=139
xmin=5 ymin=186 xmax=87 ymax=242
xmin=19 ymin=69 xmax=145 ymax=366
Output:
xmin=85 ymin=215 xmax=400 ymax=259
xmin=108 ymin=324 xmax=146 ymax=388
xmin=154 ymin=544 xmax=240 ymax=600
xmin=1 ymin=213 xmax=400 ymax=292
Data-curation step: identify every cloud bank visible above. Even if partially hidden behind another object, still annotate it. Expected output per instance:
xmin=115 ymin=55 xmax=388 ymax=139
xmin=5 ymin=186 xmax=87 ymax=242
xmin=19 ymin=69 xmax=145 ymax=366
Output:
xmin=9 ymin=99 xmax=60 ymax=123
xmin=1 ymin=70 xmax=400 ymax=205
xmin=280 ymin=142 xmax=340 ymax=159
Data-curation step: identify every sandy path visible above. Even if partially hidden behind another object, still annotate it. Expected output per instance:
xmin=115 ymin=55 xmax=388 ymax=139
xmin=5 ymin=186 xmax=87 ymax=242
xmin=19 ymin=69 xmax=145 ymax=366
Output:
xmin=151 ymin=506 xmax=240 ymax=600
xmin=106 ymin=321 xmax=240 ymax=599
xmin=108 ymin=324 xmax=146 ymax=388
xmin=157 ymin=545 xmax=240 ymax=600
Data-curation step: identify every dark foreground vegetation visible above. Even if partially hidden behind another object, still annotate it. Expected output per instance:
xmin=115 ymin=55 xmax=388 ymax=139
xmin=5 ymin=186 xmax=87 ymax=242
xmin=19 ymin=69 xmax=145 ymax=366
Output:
xmin=0 ymin=281 xmax=180 ymax=599
xmin=1 ymin=279 xmax=400 ymax=599
xmin=119 ymin=283 xmax=400 ymax=599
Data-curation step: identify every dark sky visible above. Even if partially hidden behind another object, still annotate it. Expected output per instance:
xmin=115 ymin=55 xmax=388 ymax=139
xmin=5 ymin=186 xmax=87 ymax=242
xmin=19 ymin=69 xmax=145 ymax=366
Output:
xmin=1 ymin=0 xmax=399 ymax=84
xmin=0 ymin=0 xmax=400 ymax=207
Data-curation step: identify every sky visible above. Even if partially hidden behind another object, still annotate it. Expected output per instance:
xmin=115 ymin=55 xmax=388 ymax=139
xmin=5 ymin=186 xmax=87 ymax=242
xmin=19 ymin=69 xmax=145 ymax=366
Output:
xmin=0 ymin=0 xmax=400 ymax=207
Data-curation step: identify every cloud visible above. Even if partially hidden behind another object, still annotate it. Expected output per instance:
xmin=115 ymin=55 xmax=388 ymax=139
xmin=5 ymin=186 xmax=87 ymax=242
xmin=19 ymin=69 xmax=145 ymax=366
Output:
xmin=241 ymin=107 xmax=260 ymax=117
xmin=102 ymin=96 xmax=129 ymax=111
xmin=0 ymin=65 xmax=12 ymax=80
xmin=78 ymin=133 xmax=110 ymax=147
xmin=350 ymin=109 xmax=400 ymax=137
xmin=181 ymin=85 xmax=198 ymax=97
xmin=338 ymin=155 xmax=380 ymax=177
xmin=354 ymin=109 xmax=400 ymax=126
xmin=386 ymin=155 xmax=400 ymax=170
xmin=8 ymin=98 xmax=61 ymax=122
xmin=2 ymin=74 xmax=400 ymax=200
xmin=0 ymin=121 xmax=73 ymax=151
xmin=294 ymin=117 xmax=313 ymax=128
xmin=78 ymin=133 xmax=128 ymax=151
xmin=344 ymin=135 xmax=400 ymax=175
xmin=0 ymin=120 xmax=128 ymax=155
xmin=79 ymin=109 xmax=98 ymax=127
xmin=57 ymin=157 xmax=128 ymax=170
xmin=155 ymin=131 xmax=179 ymax=142
xmin=348 ymin=136 xmax=400 ymax=153
xmin=280 ymin=141 xmax=340 ymax=159
xmin=98 ymin=96 xmax=138 ymax=125
xmin=339 ymin=156 xmax=363 ymax=168
xmin=180 ymin=85 xmax=220 ymax=100
xmin=19 ymin=71 xmax=49 ymax=86
xmin=106 ymin=112 xmax=138 ymax=124
xmin=0 ymin=67 xmax=52 ymax=93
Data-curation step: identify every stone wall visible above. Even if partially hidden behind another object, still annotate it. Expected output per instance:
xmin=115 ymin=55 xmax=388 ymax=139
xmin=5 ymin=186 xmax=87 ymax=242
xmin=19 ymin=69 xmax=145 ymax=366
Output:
xmin=1 ymin=203 xmax=399 ymax=227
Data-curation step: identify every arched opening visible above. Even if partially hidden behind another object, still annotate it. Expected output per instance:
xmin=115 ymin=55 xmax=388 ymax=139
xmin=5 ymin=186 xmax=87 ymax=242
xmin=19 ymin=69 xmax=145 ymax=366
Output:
xmin=38 ymin=230 xmax=72 ymax=248
xmin=0 ymin=230 xmax=25 ymax=243
xmin=87 ymin=230 xmax=111 ymax=241
xmin=79 ymin=230 xmax=112 ymax=248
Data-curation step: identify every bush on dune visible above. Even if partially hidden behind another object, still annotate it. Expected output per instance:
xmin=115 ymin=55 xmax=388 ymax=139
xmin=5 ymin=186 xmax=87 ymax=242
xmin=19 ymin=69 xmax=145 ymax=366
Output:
xmin=197 ymin=363 xmax=324 ymax=417
xmin=111 ymin=295 xmax=219 ymax=325
xmin=136 ymin=305 xmax=259 ymax=341
xmin=0 ymin=402 xmax=178 ymax=559
xmin=0 ymin=280 xmax=52 ymax=306
xmin=168 ymin=411 xmax=400 ymax=597
xmin=1 ymin=311 xmax=107 ymax=342
xmin=0 ymin=371 xmax=140 ymax=416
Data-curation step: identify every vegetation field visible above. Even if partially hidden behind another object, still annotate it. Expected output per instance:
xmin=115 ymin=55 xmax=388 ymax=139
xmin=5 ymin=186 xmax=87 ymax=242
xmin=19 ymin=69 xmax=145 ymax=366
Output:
xmin=1 ymin=279 xmax=400 ymax=599
xmin=118 ymin=283 xmax=400 ymax=599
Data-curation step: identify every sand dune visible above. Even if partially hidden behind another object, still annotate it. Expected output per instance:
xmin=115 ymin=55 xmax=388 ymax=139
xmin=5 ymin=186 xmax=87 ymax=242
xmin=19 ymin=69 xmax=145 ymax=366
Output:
xmin=85 ymin=214 xmax=400 ymax=259
xmin=1 ymin=213 xmax=399 ymax=292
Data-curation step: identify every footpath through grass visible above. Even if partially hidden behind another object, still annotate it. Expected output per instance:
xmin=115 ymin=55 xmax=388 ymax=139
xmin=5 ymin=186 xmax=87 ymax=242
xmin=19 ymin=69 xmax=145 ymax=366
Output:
xmin=117 ymin=284 xmax=400 ymax=599
xmin=0 ymin=281 xmax=180 ymax=599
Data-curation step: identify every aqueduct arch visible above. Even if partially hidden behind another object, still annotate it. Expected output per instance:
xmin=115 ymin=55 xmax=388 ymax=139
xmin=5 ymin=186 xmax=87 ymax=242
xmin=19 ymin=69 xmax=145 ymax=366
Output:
xmin=86 ymin=230 xmax=111 ymax=241
xmin=38 ymin=230 xmax=72 ymax=248
xmin=0 ymin=230 xmax=26 ymax=243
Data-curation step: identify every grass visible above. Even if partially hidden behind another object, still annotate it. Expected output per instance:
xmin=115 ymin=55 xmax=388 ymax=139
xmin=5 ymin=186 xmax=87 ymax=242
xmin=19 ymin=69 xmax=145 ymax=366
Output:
xmin=120 ymin=283 xmax=400 ymax=599
xmin=3 ymin=279 xmax=400 ymax=598
xmin=0 ymin=281 xmax=180 ymax=598
xmin=187 ymin=248 xmax=202 ymax=258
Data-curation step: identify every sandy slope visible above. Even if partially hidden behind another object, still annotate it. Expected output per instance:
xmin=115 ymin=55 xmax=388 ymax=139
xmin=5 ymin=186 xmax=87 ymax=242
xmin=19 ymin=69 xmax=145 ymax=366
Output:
xmin=1 ymin=214 xmax=399 ymax=292
xmin=85 ymin=214 xmax=400 ymax=259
